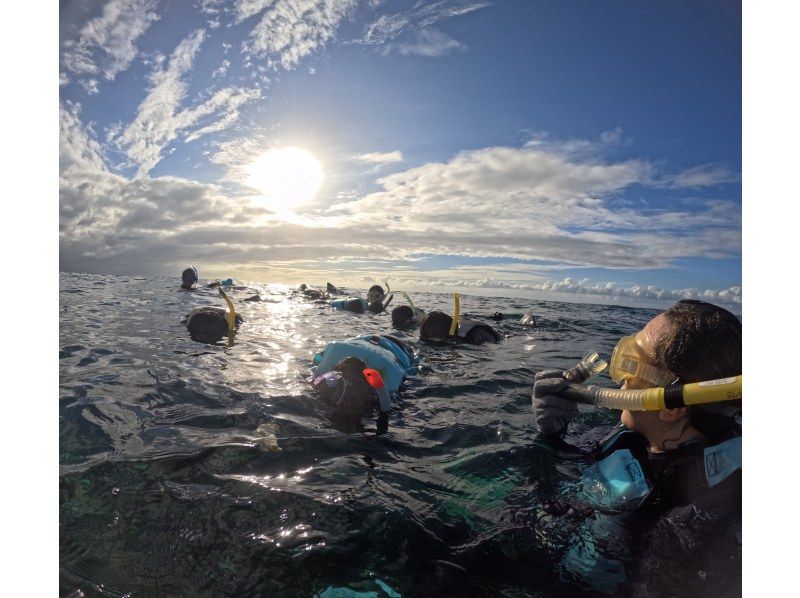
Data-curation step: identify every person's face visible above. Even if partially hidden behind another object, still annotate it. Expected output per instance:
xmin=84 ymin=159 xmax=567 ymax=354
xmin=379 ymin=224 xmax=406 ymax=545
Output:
xmin=620 ymin=313 xmax=668 ymax=430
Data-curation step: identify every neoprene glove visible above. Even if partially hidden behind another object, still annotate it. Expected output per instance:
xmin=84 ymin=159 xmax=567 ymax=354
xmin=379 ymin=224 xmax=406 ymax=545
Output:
xmin=532 ymin=369 xmax=579 ymax=436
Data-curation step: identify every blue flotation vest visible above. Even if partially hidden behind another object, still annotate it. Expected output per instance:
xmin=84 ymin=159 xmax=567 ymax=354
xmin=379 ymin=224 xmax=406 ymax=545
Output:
xmin=330 ymin=297 xmax=368 ymax=313
xmin=313 ymin=335 xmax=418 ymax=393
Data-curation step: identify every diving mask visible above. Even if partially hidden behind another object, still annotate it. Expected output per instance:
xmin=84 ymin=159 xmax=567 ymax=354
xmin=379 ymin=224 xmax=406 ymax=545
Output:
xmin=609 ymin=333 xmax=677 ymax=387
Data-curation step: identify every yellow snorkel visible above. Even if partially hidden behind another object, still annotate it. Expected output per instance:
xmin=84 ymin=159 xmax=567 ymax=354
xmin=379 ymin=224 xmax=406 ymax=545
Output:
xmin=449 ymin=292 xmax=461 ymax=337
xmin=218 ymin=287 xmax=236 ymax=332
xmin=399 ymin=292 xmax=416 ymax=310
xmin=555 ymin=355 xmax=742 ymax=410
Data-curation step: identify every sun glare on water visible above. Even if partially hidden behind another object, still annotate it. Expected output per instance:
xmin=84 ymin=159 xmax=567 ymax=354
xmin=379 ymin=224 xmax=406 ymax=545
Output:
xmin=244 ymin=147 xmax=323 ymax=210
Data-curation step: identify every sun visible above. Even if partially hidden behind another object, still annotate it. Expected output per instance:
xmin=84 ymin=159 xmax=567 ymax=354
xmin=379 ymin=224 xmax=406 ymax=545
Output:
xmin=243 ymin=147 xmax=323 ymax=210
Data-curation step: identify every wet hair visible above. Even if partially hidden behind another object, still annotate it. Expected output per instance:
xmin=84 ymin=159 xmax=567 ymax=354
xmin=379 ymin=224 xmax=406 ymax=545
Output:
xmin=464 ymin=326 xmax=499 ymax=346
xmin=651 ymin=300 xmax=742 ymax=384
xmin=367 ymin=285 xmax=385 ymax=303
xmin=345 ymin=298 xmax=366 ymax=314
xmin=419 ymin=311 xmax=453 ymax=340
xmin=392 ymin=305 xmax=414 ymax=327
xmin=334 ymin=356 xmax=367 ymax=374
xmin=187 ymin=309 xmax=228 ymax=340
xmin=331 ymin=357 xmax=375 ymax=411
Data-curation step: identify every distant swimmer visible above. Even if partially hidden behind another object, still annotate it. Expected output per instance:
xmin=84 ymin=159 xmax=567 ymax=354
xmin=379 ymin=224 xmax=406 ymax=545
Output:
xmin=520 ymin=310 xmax=537 ymax=326
xmin=330 ymin=292 xmax=393 ymax=315
xmin=207 ymin=278 xmax=241 ymax=289
xmin=183 ymin=288 xmax=242 ymax=343
xmin=329 ymin=297 xmax=366 ymax=313
xmin=326 ymin=282 xmax=340 ymax=294
xmin=312 ymin=334 xmax=419 ymax=432
xmin=366 ymin=284 xmax=393 ymax=314
xmin=295 ymin=283 xmax=333 ymax=301
xmin=391 ymin=292 xmax=427 ymax=328
xmin=419 ymin=293 xmax=500 ymax=345
xmin=180 ymin=266 xmax=198 ymax=290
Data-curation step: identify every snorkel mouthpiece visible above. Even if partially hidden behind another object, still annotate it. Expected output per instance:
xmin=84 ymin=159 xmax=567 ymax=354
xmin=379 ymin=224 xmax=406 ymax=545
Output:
xmin=564 ymin=352 xmax=608 ymax=383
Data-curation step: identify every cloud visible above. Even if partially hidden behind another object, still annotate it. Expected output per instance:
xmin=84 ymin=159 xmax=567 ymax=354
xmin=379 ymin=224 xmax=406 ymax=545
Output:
xmin=61 ymin=0 xmax=160 ymax=82
xmin=661 ymin=164 xmax=740 ymax=188
xmin=237 ymin=0 xmax=359 ymax=70
xmin=357 ymin=0 xmax=488 ymax=56
xmin=60 ymin=102 xmax=269 ymax=267
xmin=392 ymin=28 xmax=464 ymax=57
xmin=212 ymin=59 xmax=231 ymax=79
xmin=355 ymin=150 xmax=404 ymax=164
xmin=111 ymin=30 xmax=261 ymax=175
xmin=374 ymin=274 xmax=741 ymax=307
xmin=62 ymin=114 xmax=740 ymax=309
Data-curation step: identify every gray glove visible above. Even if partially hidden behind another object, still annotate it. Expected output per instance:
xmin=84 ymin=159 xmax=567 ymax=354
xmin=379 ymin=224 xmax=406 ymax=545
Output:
xmin=532 ymin=369 xmax=579 ymax=436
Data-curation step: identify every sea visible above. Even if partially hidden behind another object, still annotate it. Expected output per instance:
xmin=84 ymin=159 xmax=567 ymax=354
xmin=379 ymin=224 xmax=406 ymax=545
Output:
xmin=59 ymin=272 xmax=741 ymax=597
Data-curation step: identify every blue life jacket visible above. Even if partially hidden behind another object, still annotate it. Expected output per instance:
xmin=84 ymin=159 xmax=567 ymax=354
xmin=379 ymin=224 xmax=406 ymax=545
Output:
xmin=313 ymin=335 xmax=418 ymax=393
xmin=330 ymin=297 xmax=368 ymax=313
xmin=582 ymin=422 xmax=742 ymax=511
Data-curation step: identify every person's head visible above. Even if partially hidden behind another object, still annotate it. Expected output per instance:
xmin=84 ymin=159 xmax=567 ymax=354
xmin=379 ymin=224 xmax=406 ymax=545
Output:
xmin=392 ymin=305 xmax=414 ymax=327
xmin=345 ymin=298 xmax=366 ymax=314
xmin=314 ymin=357 xmax=376 ymax=415
xmin=186 ymin=308 xmax=229 ymax=341
xmin=181 ymin=266 xmax=198 ymax=289
xmin=464 ymin=326 xmax=498 ymax=346
xmin=367 ymin=285 xmax=385 ymax=304
xmin=419 ymin=311 xmax=453 ymax=340
xmin=617 ymin=300 xmax=742 ymax=445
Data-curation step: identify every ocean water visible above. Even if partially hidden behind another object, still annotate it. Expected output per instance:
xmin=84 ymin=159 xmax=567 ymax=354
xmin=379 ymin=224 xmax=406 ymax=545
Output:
xmin=59 ymin=273 xmax=741 ymax=597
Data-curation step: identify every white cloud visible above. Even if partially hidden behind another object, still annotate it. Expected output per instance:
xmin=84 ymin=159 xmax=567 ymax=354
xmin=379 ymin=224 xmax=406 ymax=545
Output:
xmin=212 ymin=59 xmax=231 ymax=79
xmin=61 ymin=0 xmax=160 ymax=82
xmin=662 ymin=164 xmax=740 ymax=188
xmin=355 ymin=150 xmax=404 ymax=164
xmin=237 ymin=0 xmax=359 ymax=70
xmin=375 ymin=274 xmax=741 ymax=307
xmin=358 ymin=0 xmax=488 ymax=57
xmin=391 ymin=27 xmax=464 ymax=57
xmin=111 ymin=30 xmax=261 ymax=175
xmin=61 ymin=116 xmax=740 ymax=309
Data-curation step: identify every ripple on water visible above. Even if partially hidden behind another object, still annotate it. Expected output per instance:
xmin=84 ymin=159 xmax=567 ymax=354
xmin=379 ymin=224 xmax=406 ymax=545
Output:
xmin=59 ymin=273 xmax=739 ymax=596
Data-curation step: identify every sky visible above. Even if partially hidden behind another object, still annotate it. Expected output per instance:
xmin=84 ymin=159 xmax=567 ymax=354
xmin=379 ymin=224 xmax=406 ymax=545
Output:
xmin=59 ymin=0 xmax=742 ymax=310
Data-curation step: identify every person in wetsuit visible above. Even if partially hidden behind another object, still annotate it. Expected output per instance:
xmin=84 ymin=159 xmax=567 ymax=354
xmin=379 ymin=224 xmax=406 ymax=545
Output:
xmin=533 ymin=299 xmax=741 ymax=515
xmin=312 ymin=335 xmax=418 ymax=433
xmin=419 ymin=310 xmax=500 ymax=346
xmin=180 ymin=266 xmax=198 ymax=290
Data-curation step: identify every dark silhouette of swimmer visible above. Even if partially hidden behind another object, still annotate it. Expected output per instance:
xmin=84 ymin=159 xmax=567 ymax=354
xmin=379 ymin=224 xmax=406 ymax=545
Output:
xmin=313 ymin=356 xmax=389 ymax=433
xmin=392 ymin=305 xmax=415 ymax=327
xmin=419 ymin=311 xmax=500 ymax=345
xmin=181 ymin=266 xmax=198 ymax=290
xmin=366 ymin=284 xmax=393 ymax=314
xmin=184 ymin=306 xmax=243 ymax=343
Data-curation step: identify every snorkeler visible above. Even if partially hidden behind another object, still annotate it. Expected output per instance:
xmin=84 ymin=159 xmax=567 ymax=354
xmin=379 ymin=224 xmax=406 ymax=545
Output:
xmin=183 ymin=288 xmax=243 ymax=342
xmin=390 ymin=292 xmax=427 ymax=328
xmin=419 ymin=294 xmax=500 ymax=345
xmin=533 ymin=299 xmax=741 ymax=515
xmin=180 ymin=266 xmax=198 ymax=290
xmin=312 ymin=334 xmax=419 ymax=432
xmin=365 ymin=284 xmax=394 ymax=314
